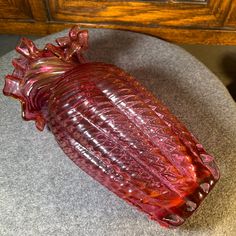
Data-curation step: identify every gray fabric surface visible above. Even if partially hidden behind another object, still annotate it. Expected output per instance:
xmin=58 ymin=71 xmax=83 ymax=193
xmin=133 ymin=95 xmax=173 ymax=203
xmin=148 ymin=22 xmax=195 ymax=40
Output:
xmin=0 ymin=28 xmax=236 ymax=236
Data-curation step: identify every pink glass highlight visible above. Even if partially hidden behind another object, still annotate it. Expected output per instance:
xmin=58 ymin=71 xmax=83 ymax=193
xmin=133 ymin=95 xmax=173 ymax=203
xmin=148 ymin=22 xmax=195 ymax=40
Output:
xmin=3 ymin=26 xmax=220 ymax=228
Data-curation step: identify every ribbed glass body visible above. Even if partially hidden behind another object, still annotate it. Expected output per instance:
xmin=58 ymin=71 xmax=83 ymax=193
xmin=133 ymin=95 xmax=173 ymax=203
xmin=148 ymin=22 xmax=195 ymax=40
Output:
xmin=3 ymin=26 xmax=219 ymax=228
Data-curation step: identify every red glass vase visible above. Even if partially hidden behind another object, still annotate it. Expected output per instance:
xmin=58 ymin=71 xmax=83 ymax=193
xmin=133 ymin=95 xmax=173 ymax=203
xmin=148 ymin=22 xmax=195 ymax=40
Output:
xmin=3 ymin=26 xmax=220 ymax=228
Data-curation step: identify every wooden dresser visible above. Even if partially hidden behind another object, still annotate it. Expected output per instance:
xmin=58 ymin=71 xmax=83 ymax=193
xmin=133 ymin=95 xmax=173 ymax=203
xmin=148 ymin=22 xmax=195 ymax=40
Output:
xmin=0 ymin=0 xmax=236 ymax=45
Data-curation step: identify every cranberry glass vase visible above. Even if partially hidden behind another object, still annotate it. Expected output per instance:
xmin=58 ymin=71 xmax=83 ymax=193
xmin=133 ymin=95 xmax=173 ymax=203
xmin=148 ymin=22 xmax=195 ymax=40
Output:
xmin=3 ymin=26 xmax=220 ymax=228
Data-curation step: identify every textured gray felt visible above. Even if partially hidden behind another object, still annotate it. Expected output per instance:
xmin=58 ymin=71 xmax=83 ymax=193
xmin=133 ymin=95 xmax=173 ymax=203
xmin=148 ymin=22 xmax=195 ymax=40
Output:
xmin=0 ymin=28 xmax=236 ymax=236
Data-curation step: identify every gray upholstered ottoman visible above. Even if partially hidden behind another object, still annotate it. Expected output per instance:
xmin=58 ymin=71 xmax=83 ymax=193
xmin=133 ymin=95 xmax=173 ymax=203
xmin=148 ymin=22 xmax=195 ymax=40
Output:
xmin=0 ymin=29 xmax=236 ymax=236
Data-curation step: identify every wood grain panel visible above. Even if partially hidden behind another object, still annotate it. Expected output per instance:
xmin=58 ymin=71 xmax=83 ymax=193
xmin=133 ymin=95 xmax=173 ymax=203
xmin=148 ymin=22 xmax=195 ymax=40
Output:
xmin=0 ymin=0 xmax=32 ymax=19
xmin=49 ymin=0 xmax=221 ymax=28
xmin=224 ymin=1 xmax=236 ymax=26
xmin=209 ymin=0 xmax=232 ymax=25
xmin=28 ymin=0 xmax=47 ymax=21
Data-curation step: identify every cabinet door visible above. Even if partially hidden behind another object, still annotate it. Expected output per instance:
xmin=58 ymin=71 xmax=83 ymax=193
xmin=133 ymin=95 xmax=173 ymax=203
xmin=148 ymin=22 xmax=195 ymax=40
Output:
xmin=47 ymin=0 xmax=236 ymax=44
